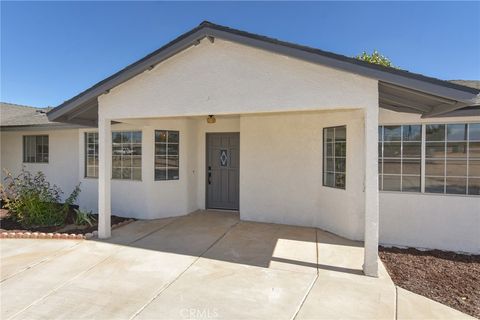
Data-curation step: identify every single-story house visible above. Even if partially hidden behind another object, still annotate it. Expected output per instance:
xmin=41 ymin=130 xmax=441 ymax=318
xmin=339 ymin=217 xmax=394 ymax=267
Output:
xmin=1 ymin=22 xmax=479 ymax=277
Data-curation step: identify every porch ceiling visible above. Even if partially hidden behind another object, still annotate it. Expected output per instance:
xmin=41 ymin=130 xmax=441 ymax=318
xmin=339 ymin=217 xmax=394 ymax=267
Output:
xmin=379 ymin=82 xmax=480 ymax=118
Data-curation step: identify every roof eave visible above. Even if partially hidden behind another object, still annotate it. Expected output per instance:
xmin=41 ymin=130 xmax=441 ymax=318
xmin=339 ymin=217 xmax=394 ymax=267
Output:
xmin=0 ymin=123 xmax=85 ymax=131
xmin=47 ymin=22 xmax=480 ymax=122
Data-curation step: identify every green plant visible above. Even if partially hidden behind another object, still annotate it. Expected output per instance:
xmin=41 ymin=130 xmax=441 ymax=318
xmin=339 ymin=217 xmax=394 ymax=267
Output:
xmin=73 ymin=208 xmax=96 ymax=226
xmin=355 ymin=50 xmax=398 ymax=68
xmin=0 ymin=168 xmax=81 ymax=227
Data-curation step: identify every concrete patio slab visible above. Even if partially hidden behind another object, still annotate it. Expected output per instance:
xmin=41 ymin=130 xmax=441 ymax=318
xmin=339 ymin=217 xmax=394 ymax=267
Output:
xmin=296 ymin=267 xmax=395 ymax=319
xmin=203 ymin=221 xmax=318 ymax=273
xmin=1 ymin=210 xmax=472 ymax=320
xmin=295 ymin=230 xmax=396 ymax=320
xmin=12 ymin=246 xmax=197 ymax=320
xmin=104 ymin=216 xmax=175 ymax=245
xmin=396 ymin=287 xmax=474 ymax=320
xmin=129 ymin=210 xmax=239 ymax=256
xmin=12 ymin=211 xmax=239 ymax=320
xmin=0 ymin=239 xmax=79 ymax=281
xmin=316 ymin=229 xmax=364 ymax=276
xmin=135 ymin=258 xmax=317 ymax=320
xmin=1 ymin=241 xmax=119 ymax=319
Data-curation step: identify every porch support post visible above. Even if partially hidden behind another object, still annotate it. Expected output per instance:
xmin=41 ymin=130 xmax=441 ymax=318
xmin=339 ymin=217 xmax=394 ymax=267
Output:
xmin=363 ymin=105 xmax=379 ymax=277
xmin=98 ymin=117 xmax=112 ymax=239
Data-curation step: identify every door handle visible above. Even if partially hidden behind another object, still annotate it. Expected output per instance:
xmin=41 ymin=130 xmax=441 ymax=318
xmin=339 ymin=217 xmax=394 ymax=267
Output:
xmin=208 ymin=166 xmax=212 ymax=184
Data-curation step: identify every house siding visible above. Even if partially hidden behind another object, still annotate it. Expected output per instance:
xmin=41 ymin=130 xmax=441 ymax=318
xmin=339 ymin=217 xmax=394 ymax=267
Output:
xmin=378 ymin=109 xmax=480 ymax=253
xmin=239 ymin=110 xmax=366 ymax=240
xmin=1 ymin=109 xmax=478 ymax=253
xmin=98 ymin=37 xmax=378 ymax=120
xmin=0 ymin=129 xmax=80 ymax=203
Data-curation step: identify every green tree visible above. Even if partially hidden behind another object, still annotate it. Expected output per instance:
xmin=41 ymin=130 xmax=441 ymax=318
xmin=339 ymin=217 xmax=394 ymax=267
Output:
xmin=356 ymin=50 xmax=397 ymax=68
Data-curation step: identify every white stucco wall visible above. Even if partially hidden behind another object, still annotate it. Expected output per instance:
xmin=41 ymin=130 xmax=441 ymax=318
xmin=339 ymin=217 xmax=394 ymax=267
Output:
xmin=240 ymin=109 xmax=366 ymax=240
xmin=378 ymin=109 xmax=480 ymax=253
xmin=77 ymin=118 xmax=199 ymax=219
xmin=380 ymin=193 xmax=479 ymax=253
xmin=1 ymin=34 xmax=477 ymax=254
xmin=92 ymin=34 xmax=379 ymax=233
xmin=1 ymin=109 xmax=478 ymax=253
xmin=0 ymin=129 xmax=80 ymax=202
xmin=98 ymin=37 xmax=377 ymax=119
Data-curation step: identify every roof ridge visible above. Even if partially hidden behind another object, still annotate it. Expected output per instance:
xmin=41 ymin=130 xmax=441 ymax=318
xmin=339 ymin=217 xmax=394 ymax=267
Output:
xmin=0 ymin=101 xmax=43 ymax=109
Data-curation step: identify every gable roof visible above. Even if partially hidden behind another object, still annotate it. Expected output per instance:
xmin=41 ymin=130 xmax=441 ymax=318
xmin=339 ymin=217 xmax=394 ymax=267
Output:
xmin=0 ymin=102 xmax=79 ymax=130
xmin=47 ymin=21 xmax=479 ymax=124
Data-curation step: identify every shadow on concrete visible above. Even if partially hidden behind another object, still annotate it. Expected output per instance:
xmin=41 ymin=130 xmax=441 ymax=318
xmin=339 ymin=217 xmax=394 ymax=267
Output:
xmin=95 ymin=210 xmax=364 ymax=276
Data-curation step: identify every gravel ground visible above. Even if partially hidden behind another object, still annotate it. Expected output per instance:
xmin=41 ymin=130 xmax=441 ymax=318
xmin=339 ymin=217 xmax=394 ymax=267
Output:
xmin=379 ymin=246 xmax=480 ymax=318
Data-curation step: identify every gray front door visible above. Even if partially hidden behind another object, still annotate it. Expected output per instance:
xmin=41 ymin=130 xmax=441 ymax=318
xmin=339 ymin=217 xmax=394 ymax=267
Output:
xmin=206 ymin=133 xmax=239 ymax=210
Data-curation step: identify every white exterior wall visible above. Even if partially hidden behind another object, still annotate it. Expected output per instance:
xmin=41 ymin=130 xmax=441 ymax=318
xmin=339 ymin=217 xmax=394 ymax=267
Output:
xmin=92 ymin=35 xmax=379 ymax=234
xmin=98 ymin=38 xmax=377 ymax=119
xmin=240 ymin=110 xmax=366 ymax=240
xmin=2 ymin=34 xmax=477 ymax=253
xmin=78 ymin=118 xmax=199 ymax=219
xmin=379 ymin=109 xmax=480 ymax=253
xmin=75 ymin=117 xmax=241 ymax=219
xmin=0 ymin=129 xmax=80 ymax=203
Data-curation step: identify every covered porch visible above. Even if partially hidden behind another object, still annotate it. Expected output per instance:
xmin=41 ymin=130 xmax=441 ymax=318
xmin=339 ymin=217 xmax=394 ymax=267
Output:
xmin=93 ymin=106 xmax=380 ymax=277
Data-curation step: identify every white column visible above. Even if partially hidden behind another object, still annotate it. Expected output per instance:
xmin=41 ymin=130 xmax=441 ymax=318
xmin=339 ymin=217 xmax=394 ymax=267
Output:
xmin=98 ymin=117 xmax=112 ymax=238
xmin=363 ymin=105 xmax=379 ymax=277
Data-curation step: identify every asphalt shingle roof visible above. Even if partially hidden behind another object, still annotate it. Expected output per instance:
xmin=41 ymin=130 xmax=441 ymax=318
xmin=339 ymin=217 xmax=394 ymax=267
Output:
xmin=449 ymin=80 xmax=480 ymax=90
xmin=0 ymin=102 xmax=55 ymax=127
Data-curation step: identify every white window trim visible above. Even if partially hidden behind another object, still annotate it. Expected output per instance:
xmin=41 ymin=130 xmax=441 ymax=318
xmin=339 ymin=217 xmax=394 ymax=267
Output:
xmin=154 ymin=130 xmax=180 ymax=181
xmin=23 ymin=135 xmax=49 ymax=164
xmin=85 ymin=132 xmax=99 ymax=179
xmin=379 ymin=122 xmax=479 ymax=197
xmin=111 ymin=130 xmax=142 ymax=181
xmin=322 ymin=125 xmax=347 ymax=190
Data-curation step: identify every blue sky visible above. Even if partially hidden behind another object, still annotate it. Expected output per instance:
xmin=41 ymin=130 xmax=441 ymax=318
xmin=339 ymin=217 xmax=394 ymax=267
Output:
xmin=1 ymin=1 xmax=479 ymax=107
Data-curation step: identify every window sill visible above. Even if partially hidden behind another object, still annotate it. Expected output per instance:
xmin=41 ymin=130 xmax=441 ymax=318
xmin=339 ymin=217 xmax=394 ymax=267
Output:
xmin=322 ymin=185 xmax=346 ymax=191
xmin=23 ymin=162 xmax=49 ymax=164
xmin=379 ymin=191 xmax=479 ymax=198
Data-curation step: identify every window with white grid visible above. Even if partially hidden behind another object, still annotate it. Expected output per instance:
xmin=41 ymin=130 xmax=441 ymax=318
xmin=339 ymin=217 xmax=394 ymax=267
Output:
xmin=85 ymin=132 xmax=98 ymax=178
xmin=323 ymin=126 xmax=346 ymax=189
xmin=154 ymin=130 xmax=179 ymax=181
xmin=112 ymin=131 xmax=142 ymax=180
xmin=379 ymin=125 xmax=422 ymax=192
xmin=23 ymin=135 xmax=48 ymax=163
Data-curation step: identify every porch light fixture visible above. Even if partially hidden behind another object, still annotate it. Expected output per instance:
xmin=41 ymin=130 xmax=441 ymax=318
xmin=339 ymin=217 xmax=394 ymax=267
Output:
xmin=207 ymin=115 xmax=216 ymax=124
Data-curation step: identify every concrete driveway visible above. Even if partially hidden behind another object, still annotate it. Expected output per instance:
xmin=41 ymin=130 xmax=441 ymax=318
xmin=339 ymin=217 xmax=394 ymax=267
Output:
xmin=0 ymin=211 xmax=471 ymax=319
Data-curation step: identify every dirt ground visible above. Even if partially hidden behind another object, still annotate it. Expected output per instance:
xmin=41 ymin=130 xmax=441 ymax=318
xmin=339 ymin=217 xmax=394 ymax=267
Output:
xmin=0 ymin=208 xmax=130 ymax=234
xmin=379 ymin=246 xmax=480 ymax=318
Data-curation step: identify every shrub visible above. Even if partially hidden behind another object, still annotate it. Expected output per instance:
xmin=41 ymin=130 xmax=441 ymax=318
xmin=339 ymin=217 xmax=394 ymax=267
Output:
xmin=0 ymin=168 xmax=81 ymax=227
xmin=73 ymin=208 xmax=96 ymax=226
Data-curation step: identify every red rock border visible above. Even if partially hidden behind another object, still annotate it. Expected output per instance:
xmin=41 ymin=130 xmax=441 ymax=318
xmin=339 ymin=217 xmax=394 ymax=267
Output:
xmin=0 ymin=219 xmax=134 ymax=240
